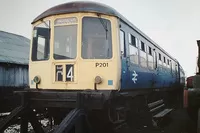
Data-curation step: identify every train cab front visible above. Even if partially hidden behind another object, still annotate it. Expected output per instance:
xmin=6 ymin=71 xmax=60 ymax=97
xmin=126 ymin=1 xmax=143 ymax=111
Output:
xmin=27 ymin=8 xmax=121 ymax=109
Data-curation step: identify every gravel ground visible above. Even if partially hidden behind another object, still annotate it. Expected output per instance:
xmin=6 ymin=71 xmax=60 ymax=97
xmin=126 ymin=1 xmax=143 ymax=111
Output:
xmin=163 ymin=108 xmax=197 ymax=133
xmin=3 ymin=119 xmax=50 ymax=133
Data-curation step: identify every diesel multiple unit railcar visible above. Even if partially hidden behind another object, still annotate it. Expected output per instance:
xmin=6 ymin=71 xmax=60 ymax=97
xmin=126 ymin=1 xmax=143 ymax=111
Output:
xmin=1 ymin=1 xmax=185 ymax=132
xmin=30 ymin=1 xmax=185 ymax=94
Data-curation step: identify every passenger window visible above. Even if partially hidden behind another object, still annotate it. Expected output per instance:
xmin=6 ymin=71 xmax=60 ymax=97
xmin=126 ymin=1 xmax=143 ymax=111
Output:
xmin=164 ymin=56 xmax=166 ymax=63
xmin=159 ymin=53 xmax=161 ymax=60
xmin=158 ymin=53 xmax=162 ymax=65
xmin=175 ymin=63 xmax=178 ymax=70
xmin=128 ymin=34 xmax=137 ymax=47
xmin=170 ymin=60 xmax=173 ymax=73
xmin=175 ymin=63 xmax=178 ymax=74
xmin=153 ymin=50 xmax=157 ymax=69
xmin=120 ymin=30 xmax=125 ymax=56
xmin=148 ymin=46 xmax=152 ymax=56
xmin=140 ymin=41 xmax=145 ymax=52
xmin=139 ymin=40 xmax=147 ymax=67
xmin=167 ymin=59 xmax=171 ymax=68
xmin=163 ymin=56 xmax=167 ymax=67
xmin=148 ymin=46 xmax=153 ymax=69
xmin=129 ymin=34 xmax=138 ymax=64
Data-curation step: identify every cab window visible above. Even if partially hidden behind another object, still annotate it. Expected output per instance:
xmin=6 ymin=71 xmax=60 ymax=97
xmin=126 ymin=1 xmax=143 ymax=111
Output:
xmin=53 ymin=17 xmax=78 ymax=60
xmin=81 ymin=17 xmax=112 ymax=59
xmin=31 ymin=20 xmax=50 ymax=61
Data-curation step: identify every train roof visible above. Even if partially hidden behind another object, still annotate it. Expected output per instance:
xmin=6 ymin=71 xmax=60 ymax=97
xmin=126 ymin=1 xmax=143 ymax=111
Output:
xmin=32 ymin=1 xmax=120 ymax=24
xmin=32 ymin=1 xmax=177 ymax=62
xmin=0 ymin=31 xmax=30 ymax=65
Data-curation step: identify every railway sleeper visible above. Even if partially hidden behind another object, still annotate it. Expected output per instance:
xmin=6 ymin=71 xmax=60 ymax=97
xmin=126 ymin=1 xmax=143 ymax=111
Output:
xmin=148 ymin=99 xmax=173 ymax=127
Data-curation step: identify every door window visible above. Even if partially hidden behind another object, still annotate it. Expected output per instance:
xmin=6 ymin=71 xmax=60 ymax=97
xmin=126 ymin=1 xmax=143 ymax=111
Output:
xmin=120 ymin=30 xmax=125 ymax=56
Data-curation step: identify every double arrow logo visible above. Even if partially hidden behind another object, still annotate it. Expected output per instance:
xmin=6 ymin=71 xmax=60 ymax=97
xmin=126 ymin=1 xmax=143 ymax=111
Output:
xmin=132 ymin=71 xmax=138 ymax=84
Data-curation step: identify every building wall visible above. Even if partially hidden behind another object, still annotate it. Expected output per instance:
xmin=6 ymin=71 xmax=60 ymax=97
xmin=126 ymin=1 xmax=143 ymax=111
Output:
xmin=0 ymin=63 xmax=29 ymax=88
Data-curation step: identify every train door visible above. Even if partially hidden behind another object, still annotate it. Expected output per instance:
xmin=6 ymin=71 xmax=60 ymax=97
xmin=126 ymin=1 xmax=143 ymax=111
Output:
xmin=152 ymin=50 xmax=158 ymax=86
xmin=119 ymin=29 xmax=129 ymax=89
xmin=153 ymin=50 xmax=157 ymax=70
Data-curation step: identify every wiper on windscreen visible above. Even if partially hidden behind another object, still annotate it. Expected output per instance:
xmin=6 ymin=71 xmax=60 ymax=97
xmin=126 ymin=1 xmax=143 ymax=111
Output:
xmin=97 ymin=14 xmax=108 ymax=39
xmin=42 ymin=19 xmax=51 ymax=39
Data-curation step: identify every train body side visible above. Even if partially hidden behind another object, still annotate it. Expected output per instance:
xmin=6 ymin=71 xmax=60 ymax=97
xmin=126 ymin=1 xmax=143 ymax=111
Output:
xmin=119 ymin=19 xmax=184 ymax=91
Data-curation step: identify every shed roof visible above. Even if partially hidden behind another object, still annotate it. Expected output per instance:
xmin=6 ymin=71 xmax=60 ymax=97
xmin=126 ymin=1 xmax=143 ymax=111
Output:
xmin=0 ymin=31 xmax=30 ymax=65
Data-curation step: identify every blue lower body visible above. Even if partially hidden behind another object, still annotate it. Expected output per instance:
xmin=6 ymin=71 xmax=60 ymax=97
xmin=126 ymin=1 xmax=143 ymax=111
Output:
xmin=121 ymin=60 xmax=178 ymax=91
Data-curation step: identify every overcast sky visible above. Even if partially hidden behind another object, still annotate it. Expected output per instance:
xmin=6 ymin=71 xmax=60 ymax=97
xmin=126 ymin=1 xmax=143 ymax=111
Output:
xmin=0 ymin=0 xmax=200 ymax=76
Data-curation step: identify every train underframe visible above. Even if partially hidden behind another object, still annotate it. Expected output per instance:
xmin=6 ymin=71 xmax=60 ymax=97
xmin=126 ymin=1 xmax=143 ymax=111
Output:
xmin=0 ymin=87 xmax=24 ymax=113
xmin=0 ymin=87 xmax=183 ymax=133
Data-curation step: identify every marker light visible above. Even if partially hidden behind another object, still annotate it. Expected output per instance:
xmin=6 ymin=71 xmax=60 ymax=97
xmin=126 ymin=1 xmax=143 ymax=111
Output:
xmin=33 ymin=75 xmax=41 ymax=84
xmin=95 ymin=76 xmax=102 ymax=84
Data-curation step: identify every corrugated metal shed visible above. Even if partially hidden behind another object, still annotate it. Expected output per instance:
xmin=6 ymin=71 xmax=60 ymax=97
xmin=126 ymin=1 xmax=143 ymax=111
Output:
xmin=0 ymin=65 xmax=29 ymax=87
xmin=0 ymin=31 xmax=30 ymax=65
xmin=0 ymin=31 xmax=30 ymax=87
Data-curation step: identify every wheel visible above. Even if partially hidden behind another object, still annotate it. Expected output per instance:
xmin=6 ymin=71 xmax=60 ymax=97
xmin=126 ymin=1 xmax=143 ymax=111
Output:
xmin=197 ymin=108 xmax=200 ymax=133
xmin=126 ymin=96 xmax=153 ymax=131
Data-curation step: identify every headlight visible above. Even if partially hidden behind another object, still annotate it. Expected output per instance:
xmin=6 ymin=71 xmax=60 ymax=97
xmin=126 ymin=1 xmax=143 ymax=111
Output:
xmin=33 ymin=75 xmax=41 ymax=84
xmin=95 ymin=76 xmax=102 ymax=84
